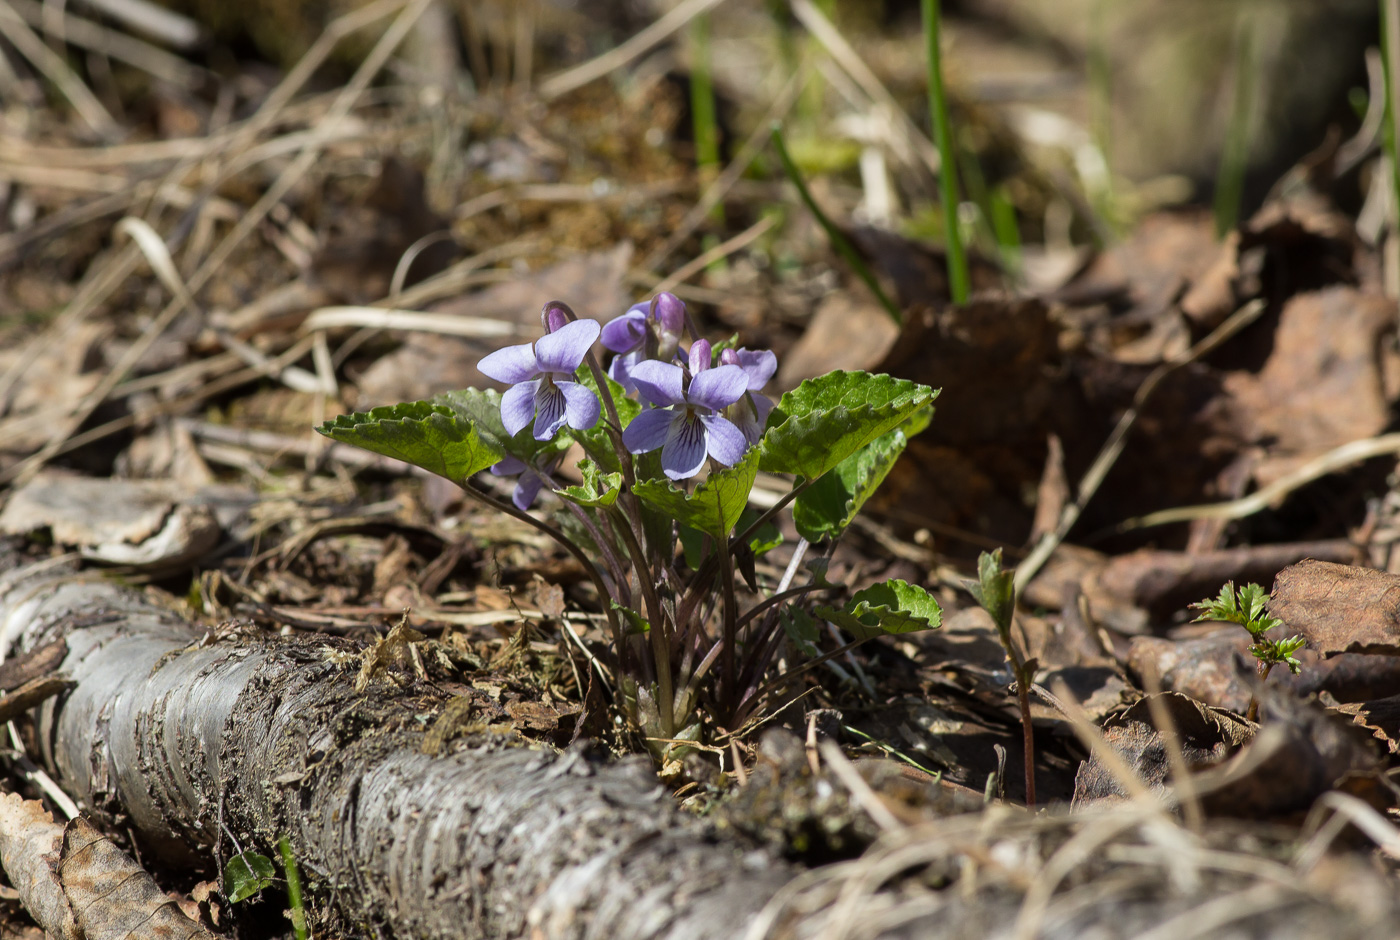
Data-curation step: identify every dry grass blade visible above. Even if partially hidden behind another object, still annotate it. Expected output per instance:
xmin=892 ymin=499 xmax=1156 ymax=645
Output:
xmin=1295 ymin=791 xmax=1400 ymax=873
xmin=8 ymin=0 xmax=206 ymax=86
xmin=303 ymin=307 xmax=531 ymax=339
xmin=3 ymin=0 xmax=432 ymax=487
xmin=1121 ymin=430 xmax=1400 ymax=532
xmin=0 ymin=0 xmax=119 ymax=139
xmin=789 ymin=0 xmax=940 ymax=178
xmin=82 ymin=0 xmax=200 ymax=48
xmin=650 ymin=214 xmax=777 ymax=295
xmin=539 ymin=0 xmax=730 ymax=100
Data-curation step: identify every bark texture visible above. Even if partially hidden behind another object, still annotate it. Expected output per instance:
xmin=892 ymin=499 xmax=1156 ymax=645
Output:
xmin=0 ymin=557 xmax=794 ymax=939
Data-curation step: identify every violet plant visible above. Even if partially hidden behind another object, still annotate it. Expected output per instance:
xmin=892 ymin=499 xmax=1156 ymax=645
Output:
xmin=318 ymin=293 xmax=941 ymax=765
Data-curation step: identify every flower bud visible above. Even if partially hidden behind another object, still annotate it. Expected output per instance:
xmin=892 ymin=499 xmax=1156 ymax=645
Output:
xmin=653 ymin=292 xmax=686 ymax=338
xmin=689 ymin=339 xmax=711 ymax=374
xmin=719 ymin=348 xmax=739 ymax=367
xmin=541 ymin=302 xmax=571 ymax=334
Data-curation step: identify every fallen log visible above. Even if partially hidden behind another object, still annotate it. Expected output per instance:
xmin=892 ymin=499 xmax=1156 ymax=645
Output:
xmin=0 ymin=553 xmax=794 ymax=939
xmin=5 ymin=552 xmax=1400 ymax=940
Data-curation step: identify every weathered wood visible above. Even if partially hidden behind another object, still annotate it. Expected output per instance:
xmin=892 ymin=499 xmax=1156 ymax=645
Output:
xmin=0 ymin=557 xmax=793 ymax=939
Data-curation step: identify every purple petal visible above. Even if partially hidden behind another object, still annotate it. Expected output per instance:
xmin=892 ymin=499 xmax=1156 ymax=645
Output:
xmin=688 ymin=339 xmax=711 ymax=375
xmin=478 ymin=342 xmax=539 ymax=385
xmin=622 ymin=407 xmax=676 ymax=454
xmin=558 ymin=379 xmax=600 ymax=430
xmin=654 ymin=292 xmax=686 ymax=337
xmin=700 ymin=413 xmax=748 ymax=466
xmin=661 ymin=413 xmax=708 ymax=480
xmin=630 ymin=360 xmax=686 ymax=407
xmin=500 ymin=381 xmax=538 ymax=437
xmin=687 ymin=364 xmax=747 ymax=411
xmin=513 ymin=471 xmax=544 ymax=510
xmin=534 ymin=318 xmax=600 ymax=374
xmin=734 ymin=349 xmax=777 ymax=390
xmin=491 ymin=455 xmax=527 ymax=476
xmin=533 ymin=381 xmax=569 ymax=440
xmin=608 ymin=349 xmax=644 ymax=392
xmin=728 ymin=393 xmax=773 ymax=446
xmin=600 ymin=305 xmax=649 ymax=352
xmin=541 ymin=303 xmax=570 ymax=334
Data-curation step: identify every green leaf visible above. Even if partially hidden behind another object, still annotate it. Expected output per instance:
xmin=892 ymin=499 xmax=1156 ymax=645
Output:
xmin=633 ymin=447 xmax=759 ymax=539
xmin=792 ymin=427 xmax=908 ymax=542
xmin=316 ymin=402 xmax=503 ymax=484
xmin=571 ymin=365 xmax=641 ymax=473
xmin=816 ymin=579 xmax=942 ymax=641
xmin=611 ymin=600 xmax=650 ymax=635
xmin=759 ymin=371 xmax=936 ymax=480
xmin=223 ymin=850 xmax=276 ymax=903
xmin=556 ymin=459 xmax=622 ymax=508
xmin=1190 ymin=582 xmax=1282 ymax=635
xmin=965 ymin=549 xmax=1016 ymax=634
xmin=782 ymin=606 xmax=821 ymax=656
xmin=434 ymin=388 xmax=571 ymax=465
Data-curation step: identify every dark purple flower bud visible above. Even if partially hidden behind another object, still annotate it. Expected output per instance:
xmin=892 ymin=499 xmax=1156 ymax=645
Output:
xmin=653 ymin=292 xmax=686 ymax=337
xmin=541 ymin=302 xmax=571 ymax=334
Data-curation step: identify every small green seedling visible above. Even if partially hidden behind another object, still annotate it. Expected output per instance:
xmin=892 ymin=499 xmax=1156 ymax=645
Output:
xmin=222 ymin=839 xmax=309 ymax=940
xmin=1189 ymin=581 xmax=1304 ymax=722
xmin=964 ymin=549 xmax=1036 ymax=807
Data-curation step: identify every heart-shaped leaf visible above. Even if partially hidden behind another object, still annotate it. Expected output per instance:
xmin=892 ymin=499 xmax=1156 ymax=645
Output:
xmin=816 ymin=579 xmax=942 ymax=641
xmin=633 ymin=447 xmax=759 ymax=539
xmin=317 ymin=402 xmax=503 ymax=483
xmin=759 ymin=371 xmax=936 ymax=480
xmin=792 ymin=427 xmax=908 ymax=542
xmin=223 ymin=850 xmax=276 ymax=903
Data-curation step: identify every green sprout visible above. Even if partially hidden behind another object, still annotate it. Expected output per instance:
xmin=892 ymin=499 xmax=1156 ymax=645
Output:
xmin=1189 ymin=581 xmax=1305 ymax=722
xmin=965 ymin=549 xmax=1036 ymax=807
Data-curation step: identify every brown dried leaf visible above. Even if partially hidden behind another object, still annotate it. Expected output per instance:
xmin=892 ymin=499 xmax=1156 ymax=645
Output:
xmin=1269 ymin=559 xmax=1400 ymax=656
xmin=1219 ymin=287 xmax=1396 ymax=488
xmin=0 ymin=794 xmax=215 ymax=940
xmin=1072 ymin=692 xmax=1253 ymax=807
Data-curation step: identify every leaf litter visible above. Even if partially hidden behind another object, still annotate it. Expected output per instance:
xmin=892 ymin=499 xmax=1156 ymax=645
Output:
xmin=3 ymin=0 xmax=1400 ymax=937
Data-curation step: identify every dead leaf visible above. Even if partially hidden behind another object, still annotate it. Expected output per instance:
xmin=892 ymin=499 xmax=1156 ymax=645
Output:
xmin=1218 ymin=287 xmax=1397 ymax=488
xmin=1072 ymin=692 xmax=1254 ymax=807
xmin=1269 ymin=559 xmax=1400 ymax=656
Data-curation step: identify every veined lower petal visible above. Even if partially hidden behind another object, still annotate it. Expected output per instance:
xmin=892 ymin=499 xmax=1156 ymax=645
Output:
xmin=661 ymin=413 xmax=709 ymax=480
xmin=533 ymin=381 xmax=570 ymax=440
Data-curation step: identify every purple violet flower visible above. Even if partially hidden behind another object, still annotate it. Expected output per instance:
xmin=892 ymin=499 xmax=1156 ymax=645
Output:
xmin=600 ymin=292 xmax=687 ymax=392
xmin=489 ymin=456 xmax=548 ymax=510
xmin=721 ymin=347 xmax=778 ymax=446
xmin=622 ymin=339 xmax=749 ymax=480
xmin=477 ymin=318 xmax=601 ymax=440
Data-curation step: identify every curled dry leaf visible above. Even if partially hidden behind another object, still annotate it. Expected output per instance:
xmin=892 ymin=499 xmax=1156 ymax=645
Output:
xmin=0 ymin=793 xmax=215 ymax=940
